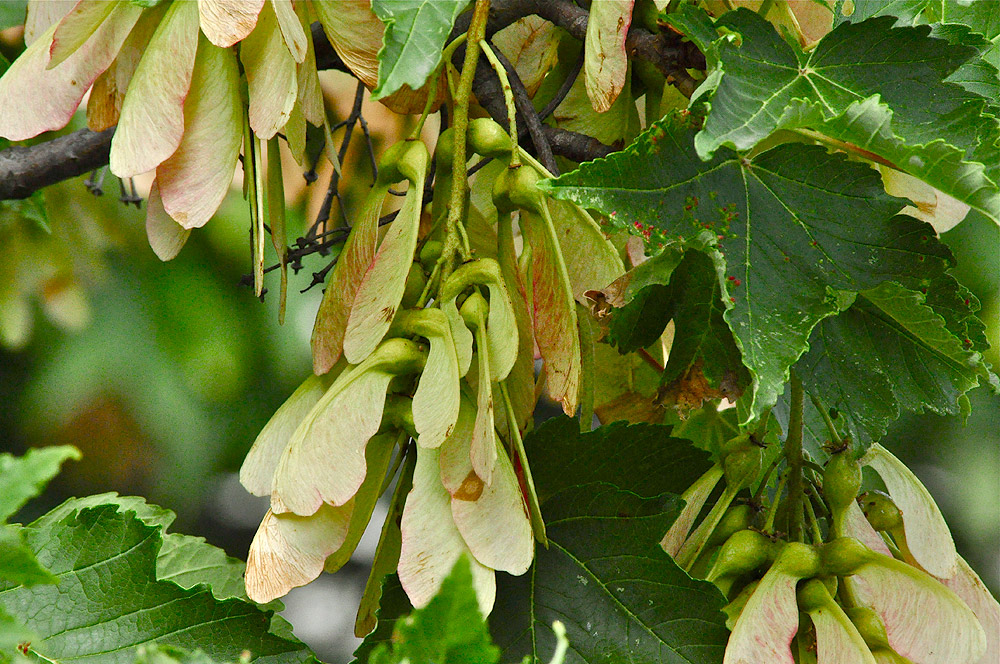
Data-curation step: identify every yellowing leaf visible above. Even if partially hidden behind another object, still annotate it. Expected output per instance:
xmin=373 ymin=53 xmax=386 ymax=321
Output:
xmin=848 ymin=551 xmax=986 ymax=664
xmin=394 ymin=309 xmax=461 ymax=450
xmin=270 ymin=0 xmax=306 ymax=63
xmin=245 ymin=503 xmax=354 ymax=603
xmin=344 ymin=142 xmax=429 ymax=363
xmin=0 ymin=3 xmax=141 ymax=141
xmin=109 ymin=0 xmax=199 ymax=177
xmin=450 ymin=438 xmax=533 ymax=576
xmin=144 ymin=182 xmax=191 ymax=261
xmin=492 ymin=15 xmax=560 ymax=98
xmin=239 ymin=373 xmax=335 ymax=498
xmin=311 ymin=182 xmax=392 ymax=374
xmin=725 ymin=543 xmax=821 ymax=664
xmin=398 ymin=446 xmax=496 ymax=615
xmin=198 ymin=0 xmax=264 ymax=48
xmin=48 ymin=0 xmax=118 ymax=69
xmin=584 ymin=0 xmax=633 ymax=112
xmin=241 ymin=0 xmax=297 ymax=139
xmin=521 ymin=209 xmax=580 ymax=415
xmin=861 ymin=444 xmax=957 ymax=579
xmin=271 ymin=339 xmax=425 ymax=516
xmin=157 ymin=37 xmax=242 ymax=229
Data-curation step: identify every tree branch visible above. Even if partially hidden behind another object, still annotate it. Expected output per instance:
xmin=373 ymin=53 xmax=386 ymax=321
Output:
xmin=0 ymin=0 xmax=704 ymax=201
xmin=0 ymin=128 xmax=114 ymax=200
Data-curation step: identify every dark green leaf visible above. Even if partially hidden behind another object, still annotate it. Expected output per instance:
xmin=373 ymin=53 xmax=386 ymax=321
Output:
xmin=366 ymin=557 xmax=499 ymax=664
xmin=656 ymin=251 xmax=748 ymax=406
xmin=663 ymin=4 xmax=719 ymax=58
xmin=695 ymin=10 xmax=999 ymax=222
xmin=543 ymin=116 xmax=953 ymax=418
xmin=524 ymin=417 xmax=713 ymax=503
xmin=0 ymin=506 xmax=314 ymax=664
xmin=491 ymin=483 xmax=729 ymax=664
xmin=795 ymin=281 xmax=998 ymax=446
xmin=0 ymin=446 xmax=80 ymax=522
xmin=371 ymin=0 xmax=470 ymax=100
xmin=134 ymin=644 xmax=228 ymax=664
xmin=607 ymin=283 xmax=672 ymax=353
xmin=0 ymin=525 xmax=56 ymax=587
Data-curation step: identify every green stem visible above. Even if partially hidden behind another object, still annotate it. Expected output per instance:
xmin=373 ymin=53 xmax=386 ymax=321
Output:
xmin=677 ymin=484 xmax=739 ymax=571
xmin=499 ymin=380 xmax=547 ymax=546
xmin=809 ymin=393 xmax=844 ymax=447
xmin=785 ymin=373 xmax=805 ymax=541
xmin=752 ymin=453 xmax=782 ymax=502
xmin=441 ymin=0 xmax=491 ymax=282
xmin=763 ymin=471 xmax=789 ymax=533
xmin=478 ymin=39 xmax=521 ymax=167
xmin=758 ymin=0 xmax=776 ymax=18
xmin=803 ymin=491 xmax=824 ymax=545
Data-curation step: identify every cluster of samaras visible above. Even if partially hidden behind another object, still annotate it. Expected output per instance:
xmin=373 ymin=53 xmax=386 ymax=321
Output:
xmin=664 ymin=439 xmax=997 ymax=664
xmin=0 ymin=0 xmax=426 ymax=257
xmin=239 ymin=119 xmax=626 ymax=628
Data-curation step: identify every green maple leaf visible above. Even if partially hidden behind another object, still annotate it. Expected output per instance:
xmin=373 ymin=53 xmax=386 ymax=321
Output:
xmin=0 ymin=502 xmax=314 ymax=663
xmin=366 ymin=557 xmax=499 ymax=664
xmin=371 ymin=0 xmax=471 ymax=100
xmin=490 ymin=483 xmax=728 ymax=664
xmin=523 ymin=417 xmax=713 ymax=501
xmin=543 ymin=116 xmax=953 ymax=418
xmin=687 ymin=9 xmax=999 ymax=222
xmin=795 ymin=280 xmax=997 ymax=446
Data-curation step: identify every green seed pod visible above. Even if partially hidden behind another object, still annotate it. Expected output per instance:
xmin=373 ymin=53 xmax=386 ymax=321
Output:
xmin=492 ymin=163 xmax=546 ymax=215
xmin=435 ymin=128 xmax=455 ymax=173
xmin=776 ymin=541 xmax=823 ymax=578
xmin=796 ymin=578 xmax=832 ymax=613
xmin=858 ymin=490 xmax=903 ymax=532
xmin=460 ymin=291 xmax=490 ymax=329
xmin=707 ymin=503 xmax=756 ymax=548
xmin=846 ymin=606 xmax=891 ymax=650
xmin=382 ymin=395 xmax=416 ymax=437
xmin=419 ymin=240 xmax=444 ymax=271
xmin=722 ymin=444 xmax=763 ymax=491
xmin=824 ymin=450 xmax=862 ymax=511
xmin=706 ymin=529 xmax=773 ymax=583
xmin=400 ymin=263 xmax=426 ymax=310
xmin=821 ymin=536 xmax=874 ymax=576
xmin=467 ymin=117 xmax=512 ymax=158
xmin=376 ymin=139 xmax=429 ymax=185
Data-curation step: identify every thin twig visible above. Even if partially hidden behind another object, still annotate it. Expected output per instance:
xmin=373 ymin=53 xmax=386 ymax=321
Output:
xmin=489 ymin=43 xmax=558 ymax=174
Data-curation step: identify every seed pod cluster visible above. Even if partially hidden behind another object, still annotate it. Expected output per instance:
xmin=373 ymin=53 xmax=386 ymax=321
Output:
xmin=236 ymin=118 xmax=627 ymax=626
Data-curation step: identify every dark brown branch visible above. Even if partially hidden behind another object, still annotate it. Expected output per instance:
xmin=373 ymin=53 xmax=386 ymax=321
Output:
xmin=0 ymin=128 xmax=114 ymax=200
xmin=489 ymin=45 xmax=559 ymax=174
